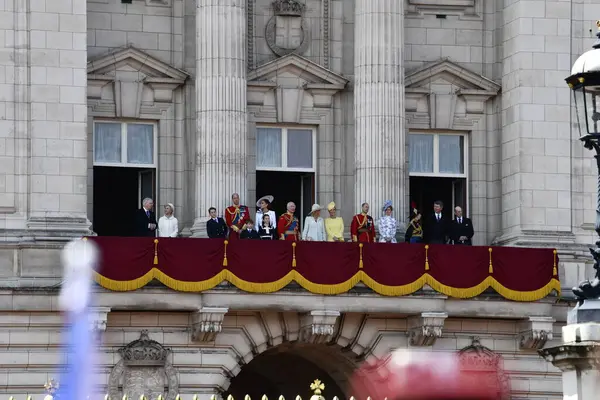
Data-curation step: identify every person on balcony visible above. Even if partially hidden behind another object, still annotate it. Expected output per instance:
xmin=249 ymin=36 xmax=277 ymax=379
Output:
xmin=258 ymin=214 xmax=276 ymax=240
xmin=378 ymin=200 xmax=398 ymax=243
xmin=158 ymin=203 xmax=178 ymax=238
xmin=423 ymin=200 xmax=449 ymax=244
xmin=325 ymin=202 xmax=345 ymax=242
xmin=404 ymin=202 xmax=423 ymax=243
xmin=302 ymin=204 xmax=326 ymax=241
xmin=255 ymin=195 xmax=277 ymax=232
xmin=206 ymin=207 xmax=228 ymax=239
xmin=224 ymin=193 xmax=250 ymax=241
xmin=134 ymin=197 xmax=157 ymax=237
xmin=240 ymin=219 xmax=260 ymax=239
xmin=351 ymin=203 xmax=376 ymax=243
xmin=450 ymin=206 xmax=474 ymax=245
xmin=278 ymin=202 xmax=300 ymax=241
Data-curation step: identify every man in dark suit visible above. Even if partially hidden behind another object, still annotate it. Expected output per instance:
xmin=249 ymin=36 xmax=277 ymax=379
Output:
xmin=423 ymin=200 xmax=449 ymax=244
xmin=450 ymin=206 xmax=474 ymax=245
xmin=206 ymin=207 xmax=228 ymax=238
xmin=135 ymin=197 xmax=158 ymax=237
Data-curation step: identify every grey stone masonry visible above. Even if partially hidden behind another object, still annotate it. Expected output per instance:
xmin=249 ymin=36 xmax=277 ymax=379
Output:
xmin=0 ymin=0 xmax=91 ymax=240
xmin=353 ymin=0 xmax=406 ymax=221
xmin=191 ymin=0 xmax=248 ymax=237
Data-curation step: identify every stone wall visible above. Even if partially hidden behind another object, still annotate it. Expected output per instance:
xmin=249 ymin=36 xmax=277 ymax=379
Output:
xmin=0 ymin=310 xmax=567 ymax=399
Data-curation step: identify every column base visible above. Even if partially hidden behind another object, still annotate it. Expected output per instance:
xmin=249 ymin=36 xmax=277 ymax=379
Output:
xmin=26 ymin=216 xmax=92 ymax=241
xmin=493 ymin=229 xmax=577 ymax=247
xmin=190 ymin=217 xmax=210 ymax=238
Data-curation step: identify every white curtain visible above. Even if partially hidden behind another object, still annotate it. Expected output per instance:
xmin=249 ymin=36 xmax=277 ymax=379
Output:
xmin=94 ymin=123 xmax=121 ymax=163
xmin=127 ymin=124 xmax=154 ymax=164
xmin=439 ymin=135 xmax=464 ymax=174
xmin=256 ymin=128 xmax=282 ymax=168
xmin=287 ymin=129 xmax=313 ymax=168
xmin=408 ymin=134 xmax=434 ymax=173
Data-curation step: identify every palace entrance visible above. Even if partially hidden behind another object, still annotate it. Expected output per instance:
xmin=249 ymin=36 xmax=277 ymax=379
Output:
xmin=226 ymin=344 xmax=351 ymax=400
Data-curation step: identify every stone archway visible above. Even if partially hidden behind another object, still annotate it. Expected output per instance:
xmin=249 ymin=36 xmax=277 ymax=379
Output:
xmin=225 ymin=343 xmax=356 ymax=400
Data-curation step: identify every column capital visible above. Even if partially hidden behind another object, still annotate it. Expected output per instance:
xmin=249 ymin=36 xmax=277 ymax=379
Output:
xmin=407 ymin=312 xmax=447 ymax=347
xmin=539 ymin=343 xmax=600 ymax=371
xmin=518 ymin=316 xmax=555 ymax=350
xmin=191 ymin=307 xmax=229 ymax=342
xmin=299 ymin=310 xmax=341 ymax=344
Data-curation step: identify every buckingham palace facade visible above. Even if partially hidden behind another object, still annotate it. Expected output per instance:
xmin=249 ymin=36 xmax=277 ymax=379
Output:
xmin=0 ymin=0 xmax=598 ymax=398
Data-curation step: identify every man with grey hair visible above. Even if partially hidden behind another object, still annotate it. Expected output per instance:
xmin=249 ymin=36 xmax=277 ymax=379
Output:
xmin=135 ymin=197 xmax=157 ymax=237
xmin=278 ymin=202 xmax=300 ymax=241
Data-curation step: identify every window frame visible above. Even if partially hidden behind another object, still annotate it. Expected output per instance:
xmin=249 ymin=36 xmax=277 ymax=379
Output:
xmin=408 ymin=131 xmax=469 ymax=178
xmin=255 ymin=125 xmax=317 ymax=172
xmin=92 ymin=120 xmax=158 ymax=168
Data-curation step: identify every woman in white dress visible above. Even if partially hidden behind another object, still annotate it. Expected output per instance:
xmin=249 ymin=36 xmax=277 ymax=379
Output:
xmin=255 ymin=195 xmax=277 ymax=232
xmin=302 ymin=204 xmax=327 ymax=241
xmin=378 ymin=200 xmax=398 ymax=243
xmin=158 ymin=203 xmax=179 ymax=237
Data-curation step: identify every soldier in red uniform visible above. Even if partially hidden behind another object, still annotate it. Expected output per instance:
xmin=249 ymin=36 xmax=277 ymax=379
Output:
xmin=351 ymin=202 xmax=376 ymax=243
xmin=224 ymin=193 xmax=250 ymax=241
xmin=278 ymin=202 xmax=300 ymax=241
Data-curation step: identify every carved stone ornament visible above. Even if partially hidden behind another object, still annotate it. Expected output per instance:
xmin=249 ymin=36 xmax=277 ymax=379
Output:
xmin=299 ymin=310 xmax=341 ymax=344
xmin=265 ymin=0 xmax=309 ymax=57
xmin=458 ymin=337 xmax=510 ymax=399
xmin=191 ymin=307 xmax=228 ymax=342
xmin=119 ymin=330 xmax=170 ymax=367
xmin=407 ymin=312 xmax=448 ymax=347
xmin=109 ymin=331 xmax=179 ymax=400
xmin=89 ymin=307 xmax=111 ymax=340
xmin=518 ymin=316 xmax=555 ymax=350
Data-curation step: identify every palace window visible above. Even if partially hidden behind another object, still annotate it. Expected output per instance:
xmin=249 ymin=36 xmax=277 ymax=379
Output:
xmin=256 ymin=126 xmax=316 ymax=172
xmin=409 ymin=132 xmax=469 ymax=215
xmin=93 ymin=121 xmax=157 ymax=167
xmin=408 ymin=133 xmax=466 ymax=177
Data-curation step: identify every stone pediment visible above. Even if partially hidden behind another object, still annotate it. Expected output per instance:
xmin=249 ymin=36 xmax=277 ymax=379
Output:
xmin=247 ymin=55 xmax=348 ymax=121
xmin=248 ymin=54 xmax=348 ymax=89
xmin=87 ymin=46 xmax=188 ymax=83
xmin=87 ymin=47 xmax=188 ymax=117
xmin=405 ymin=58 xmax=500 ymax=95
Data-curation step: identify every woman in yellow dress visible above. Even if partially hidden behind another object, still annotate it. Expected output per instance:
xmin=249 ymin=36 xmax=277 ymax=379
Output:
xmin=324 ymin=202 xmax=345 ymax=242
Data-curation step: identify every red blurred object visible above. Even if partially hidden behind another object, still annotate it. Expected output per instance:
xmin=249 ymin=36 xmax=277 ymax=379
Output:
xmin=350 ymin=349 xmax=510 ymax=400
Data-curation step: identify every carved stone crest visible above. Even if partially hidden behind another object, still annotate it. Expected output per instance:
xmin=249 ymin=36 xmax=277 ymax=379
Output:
xmin=265 ymin=0 xmax=309 ymax=57
xmin=109 ymin=331 xmax=179 ymax=400
xmin=458 ymin=337 xmax=510 ymax=398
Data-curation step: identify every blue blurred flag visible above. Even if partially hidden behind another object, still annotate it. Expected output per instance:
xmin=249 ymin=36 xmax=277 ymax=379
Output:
xmin=54 ymin=239 xmax=99 ymax=400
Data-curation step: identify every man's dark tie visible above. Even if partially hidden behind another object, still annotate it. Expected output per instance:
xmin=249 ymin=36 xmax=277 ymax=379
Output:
xmin=459 ymin=218 xmax=462 ymax=224
xmin=146 ymin=210 xmax=150 ymax=217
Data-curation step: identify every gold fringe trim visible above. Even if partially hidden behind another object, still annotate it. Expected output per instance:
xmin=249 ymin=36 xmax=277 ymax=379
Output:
xmin=223 ymin=240 xmax=229 ymax=267
xmin=292 ymin=242 xmax=297 ymax=267
xmin=488 ymin=247 xmax=493 ymax=274
xmin=424 ymin=245 xmax=430 ymax=271
xmin=93 ymin=270 xmax=561 ymax=301
xmin=553 ymin=249 xmax=558 ymax=276
xmin=359 ymin=243 xmax=364 ymax=269
xmin=153 ymin=239 xmax=159 ymax=265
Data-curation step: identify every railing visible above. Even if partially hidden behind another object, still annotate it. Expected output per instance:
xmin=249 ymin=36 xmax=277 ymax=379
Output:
xmin=88 ymin=236 xmax=560 ymax=301
xmin=33 ymin=379 xmax=347 ymax=400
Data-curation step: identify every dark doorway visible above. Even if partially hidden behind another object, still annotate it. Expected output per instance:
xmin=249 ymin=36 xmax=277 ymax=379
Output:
xmin=409 ymin=176 xmax=467 ymax=217
xmin=93 ymin=166 xmax=156 ymax=236
xmin=255 ymin=171 xmax=315 ymax=223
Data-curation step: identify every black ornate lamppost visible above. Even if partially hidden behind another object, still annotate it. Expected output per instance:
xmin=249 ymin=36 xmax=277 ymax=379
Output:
xmin=567 ymin=21 xmax=600 ymax=302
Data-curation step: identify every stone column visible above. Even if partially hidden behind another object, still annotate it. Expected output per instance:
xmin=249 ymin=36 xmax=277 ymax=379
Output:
xmin=540 ymin=300 xmax=600 ymax=399
xmin=353 ymin=0 xmax=405 ymax=228
xmin=191 ymin=0 xmax=248 ymax=237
